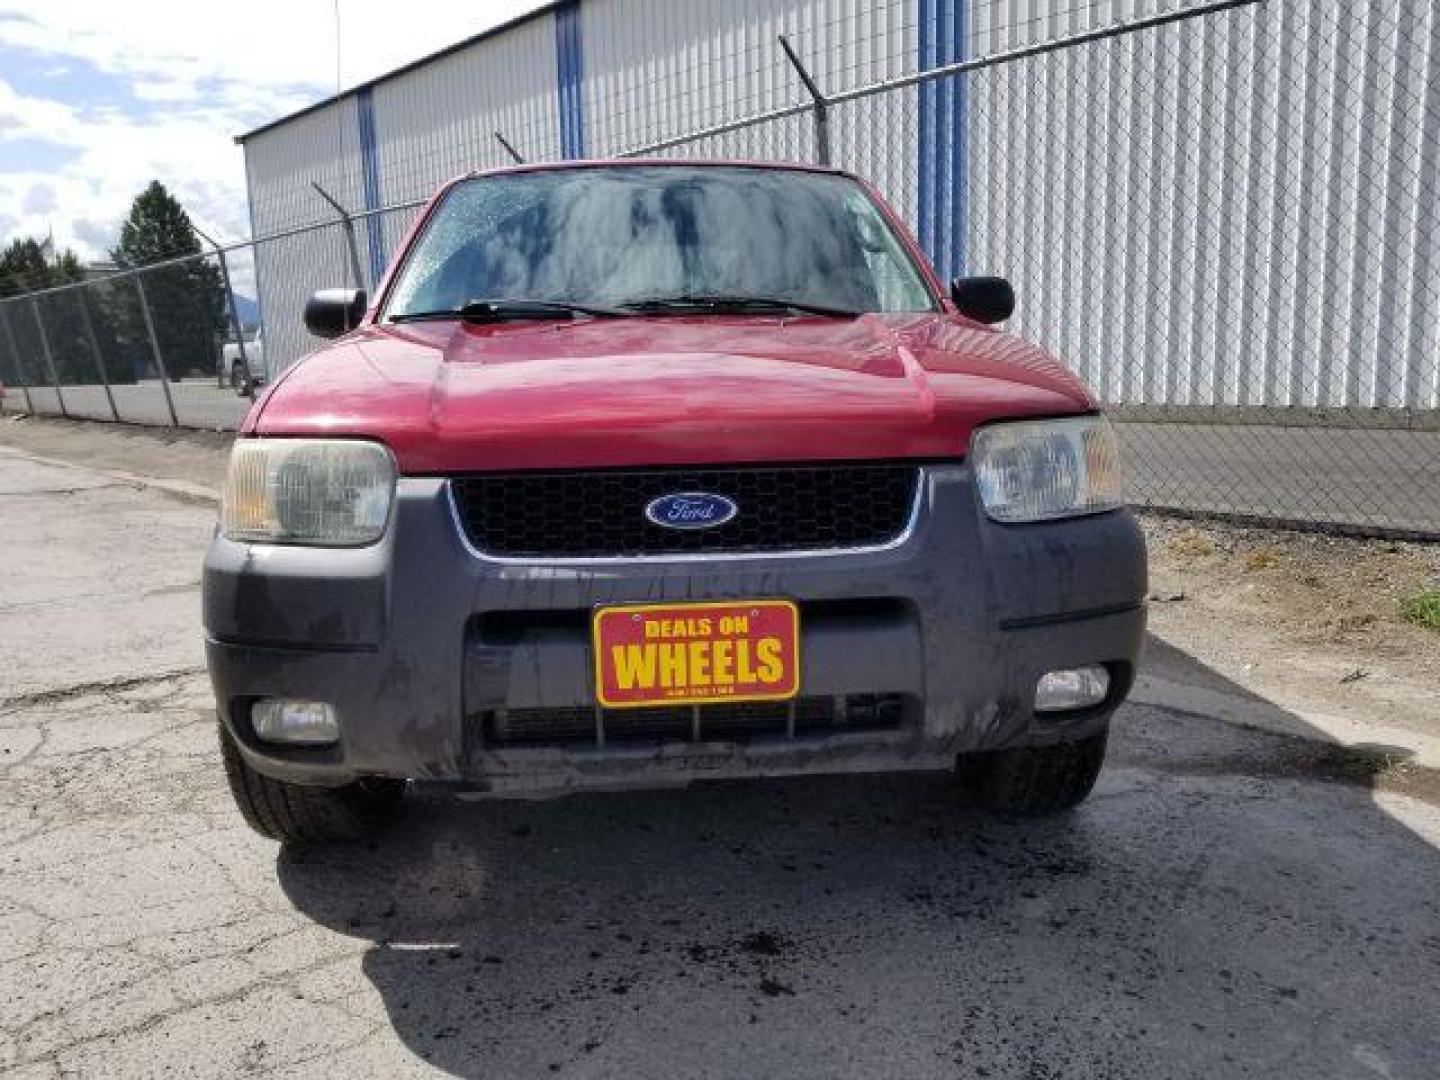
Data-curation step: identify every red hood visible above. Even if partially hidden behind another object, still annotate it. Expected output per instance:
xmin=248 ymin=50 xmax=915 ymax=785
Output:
xmin=247 ymin=314 xmax=1095 ymax=473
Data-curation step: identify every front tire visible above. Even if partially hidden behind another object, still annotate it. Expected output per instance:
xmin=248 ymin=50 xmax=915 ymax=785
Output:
xmin=955 ymin=730 xmax=1108 ymax=815
xmin=230 ymin=360 xmax=251 ymax=396
xmin=219 ymin=724 xmax=405 ymax=843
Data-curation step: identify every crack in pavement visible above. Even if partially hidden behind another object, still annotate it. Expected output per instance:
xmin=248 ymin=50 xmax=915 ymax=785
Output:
xmin=0 ymin=669 xmax=206 ymax=715
xmin=0 ymin=483 xmax=140 ymax=498
xmin=0 ymin=582 xmax=200 ymax=615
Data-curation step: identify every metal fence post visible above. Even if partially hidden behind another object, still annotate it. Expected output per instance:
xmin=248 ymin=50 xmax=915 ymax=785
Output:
xmin=494 ymin=131 xmax=525 ymax=164
xmin=76 ymin=291 xmax=121 ymax=422
xmin=29 ymin=297 xmax=69 ymax=418
xmin=311 ymin=182 xmax=367 ymax=292
xmin=195 ymin=226 xmax=254 ymax=398
xmin=778 ymin=34 xmax=831 ymax=166
xmin=133 ymin=275 xmax=180 ymax=427
xmin=0 ymin=303 xmax=36 ymax=414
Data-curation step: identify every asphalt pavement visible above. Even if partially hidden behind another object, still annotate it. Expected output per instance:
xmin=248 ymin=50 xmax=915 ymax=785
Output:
xmin=2 ymin=443 xmax=1438 ymax=1077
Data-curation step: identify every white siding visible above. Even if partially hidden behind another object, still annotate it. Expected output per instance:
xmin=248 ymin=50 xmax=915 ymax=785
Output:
xmin=242 ymin=20 xmax=562 ymax=373
xmin=582 ymin=0 xmax=919 ymax=222
xmin=963 ymin=0 xmax=1440 ymax=409
xmin=244 ymin=98 xmax=368 ymax=379
xmin=370 ymin=15 xmax=562 ymax=206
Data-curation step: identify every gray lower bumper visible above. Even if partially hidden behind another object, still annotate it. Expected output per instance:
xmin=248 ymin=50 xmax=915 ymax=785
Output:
xmin=203 ymin=466 xmax=1147 ymax=791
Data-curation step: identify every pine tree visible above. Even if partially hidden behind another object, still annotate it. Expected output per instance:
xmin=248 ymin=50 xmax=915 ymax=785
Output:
xmin=0 ymin=238 xmax=81 ymax=297
xmin=111 ymin=181 xmax=227 ymax=380
xmin=0 ymin=238 xmax=90 ymax=385
xmin=115 ymin=181 xmax=205 ymax=265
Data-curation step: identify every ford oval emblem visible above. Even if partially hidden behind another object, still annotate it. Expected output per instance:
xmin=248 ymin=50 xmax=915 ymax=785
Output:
xmin=644 ymin=492 xmax=738 ymax=530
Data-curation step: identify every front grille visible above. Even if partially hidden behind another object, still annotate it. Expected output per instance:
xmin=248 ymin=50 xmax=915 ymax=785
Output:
xmin=451 ymin=464 xmax=920 ymax=558
xmin=482 ymin=693 xmax=911 ymax=748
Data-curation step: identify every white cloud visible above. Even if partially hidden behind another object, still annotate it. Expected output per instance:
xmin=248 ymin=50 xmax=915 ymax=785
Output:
xmin=0 ymin=1 xmax=553 ymax=112
xmin=129 ymin=80 xmax=204 ymax=103
xmin=0 ymin=78 xmax=263 ymax=280
xmin=0 ymin=0 xmax=550 ymax=290
xmin=0 ymin=76 xmax=79 ymax=139
xmin=20 ymin=179 xmax=55 ymax=214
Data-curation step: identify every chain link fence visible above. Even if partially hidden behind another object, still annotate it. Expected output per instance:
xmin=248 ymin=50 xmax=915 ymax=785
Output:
xmin=0 ymin=248 xmax=261 ymax=431
xmin=1 ymin=0 xmax=1436 ymax=538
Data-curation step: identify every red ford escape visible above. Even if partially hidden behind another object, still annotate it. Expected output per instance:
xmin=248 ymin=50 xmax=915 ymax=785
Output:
xmin=204 ymin=162 xmax=1147 ymax=843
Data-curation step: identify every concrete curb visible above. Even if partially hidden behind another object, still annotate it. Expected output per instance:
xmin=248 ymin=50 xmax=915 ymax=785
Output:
xmin=0 ymin=444 xmax=220 ymax=505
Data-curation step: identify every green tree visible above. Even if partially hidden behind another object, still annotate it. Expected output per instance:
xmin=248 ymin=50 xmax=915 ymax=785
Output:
xmin=0 ymin=237 xmax=89 ymax=386
xmin=0 ymin=238 xmax=82 ymax=297
xmin=111 ymin=181 xmax=227 ymax=380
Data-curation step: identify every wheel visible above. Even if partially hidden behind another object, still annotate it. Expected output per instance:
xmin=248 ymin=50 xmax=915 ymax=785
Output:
xmin=230 ymin=360 xmax=251 ymax=396
xmin=955 ymin=730 xmax=1109 ymax=815
xmin=218 ymin=723 xmax=405 ymax=843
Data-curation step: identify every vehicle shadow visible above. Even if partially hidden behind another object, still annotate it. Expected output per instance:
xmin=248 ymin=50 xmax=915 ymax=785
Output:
xmin=276 ymin=634 xmax=1440 ymax=1078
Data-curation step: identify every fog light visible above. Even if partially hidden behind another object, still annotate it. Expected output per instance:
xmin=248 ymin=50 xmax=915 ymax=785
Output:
xmin=251 ymin=700 xmax=339 ymax=745
xmin=1034 ymin=666 xmax=1110 ymax=713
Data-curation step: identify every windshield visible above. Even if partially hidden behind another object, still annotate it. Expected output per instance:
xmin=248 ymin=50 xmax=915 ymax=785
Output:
xmin=383 ymin=166 xmax=936 ymax=319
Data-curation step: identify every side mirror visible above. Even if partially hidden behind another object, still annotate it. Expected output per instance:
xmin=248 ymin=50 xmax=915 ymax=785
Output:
xmin=303 ymin=288 xmax=367 ymax=339
xmin=950 ymin=276 xmax=1014 ymax=325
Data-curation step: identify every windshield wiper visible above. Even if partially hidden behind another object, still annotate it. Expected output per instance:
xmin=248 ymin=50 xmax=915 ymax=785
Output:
xmin=387 ymin=309 xmax=464 ymax=323
xmin=389 ymin=298 xmax=624 ymax=324
xmin=389 ymin=295 xmax=859 ymax=323
xmin=619 ymin=294 xmax=861 ymax=318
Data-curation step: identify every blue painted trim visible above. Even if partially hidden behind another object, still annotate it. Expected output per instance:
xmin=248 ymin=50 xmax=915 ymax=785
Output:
xmin=916 ymin=0 xmax=966 ymax=283
xmin=241 ymin=158 xmax=266 ymax=346
xmin=356 ymin=87 xmax=386 ymax=287
xmin=564 ymin=2 xmax=581 ymax=156
xmin=952 ymin=0 xmax=968 ymax=279
xmin=555 ymin=1 xmax=586 ymax=159
xmin=918 ymin=0 xmax=936 ymax=265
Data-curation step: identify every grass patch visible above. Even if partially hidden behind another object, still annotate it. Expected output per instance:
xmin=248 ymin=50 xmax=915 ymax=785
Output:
xmin=1400 ymin=588 xmax=1440 ymax=631
xmin=1169 ymin=528 xmax=1216 ymax=557
xmin=1244 ymin=548 xmax=1282 ymax=571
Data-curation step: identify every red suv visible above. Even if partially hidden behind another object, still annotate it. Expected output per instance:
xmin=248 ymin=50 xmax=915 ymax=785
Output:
xmin=204 ymin=162 xmax=1146 ymax=843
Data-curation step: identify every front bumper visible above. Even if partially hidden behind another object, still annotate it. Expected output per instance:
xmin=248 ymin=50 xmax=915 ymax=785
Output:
xmin=204 ymin=466 xmax=1147 ymax=792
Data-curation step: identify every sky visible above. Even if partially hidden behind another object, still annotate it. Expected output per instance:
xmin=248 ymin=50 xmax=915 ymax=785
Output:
xmin=0 ymin=0 xmax=549 ymax=280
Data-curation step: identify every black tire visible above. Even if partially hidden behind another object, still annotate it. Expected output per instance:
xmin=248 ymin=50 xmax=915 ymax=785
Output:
xmin=955 ymin=730 xmax=1109 ymax=815
xmin=219 ymin=723 xmax=405 ymax=843
xmin=230 ymin=360 xmax=250 ymax=396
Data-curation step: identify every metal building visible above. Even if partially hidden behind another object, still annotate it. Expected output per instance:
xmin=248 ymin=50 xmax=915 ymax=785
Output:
xmin=238 ymin=0 xmax=1439 ymax=413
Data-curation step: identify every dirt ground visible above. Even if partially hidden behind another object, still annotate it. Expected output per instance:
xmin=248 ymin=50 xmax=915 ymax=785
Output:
xmin=1142 ymin=516 xmax=1439 ymax=763
xmin=0 ymin=413 xmax=232 ymax=495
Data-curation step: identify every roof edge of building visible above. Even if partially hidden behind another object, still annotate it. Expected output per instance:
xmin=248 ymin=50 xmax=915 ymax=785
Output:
xmin=234 ymin=0 xmax=567 ymax=145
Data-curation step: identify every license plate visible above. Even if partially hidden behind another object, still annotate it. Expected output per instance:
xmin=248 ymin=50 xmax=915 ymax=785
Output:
xmin=592 ymin=600 xmax=800 ymax=709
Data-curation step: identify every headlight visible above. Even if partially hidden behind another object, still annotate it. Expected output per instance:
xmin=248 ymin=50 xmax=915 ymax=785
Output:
xmin=972 ymin=415 xmax=1124 ymax=522
xmin=222 ymin=439 xmax=395 ymax=545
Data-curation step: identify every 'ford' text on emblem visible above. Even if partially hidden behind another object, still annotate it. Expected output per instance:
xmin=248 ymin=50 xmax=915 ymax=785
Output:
xmin=644 ymin=492 xmax=738 ymax=530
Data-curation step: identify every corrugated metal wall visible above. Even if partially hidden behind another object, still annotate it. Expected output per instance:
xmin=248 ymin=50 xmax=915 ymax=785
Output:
xmin=239 ymin=0 xmax=1440 ymax=410
xmin=369 ymin=14 xmax=563 ymax=204
xmin=583 ymin=0 xmax=917 ymax=226
xmin=243 ymin=97 xmax=369 ymax=381
xmin=244 ymin=12 xmax=566 ymax=375
xmin=962 ymin=0 xmax=1439 ymax=409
